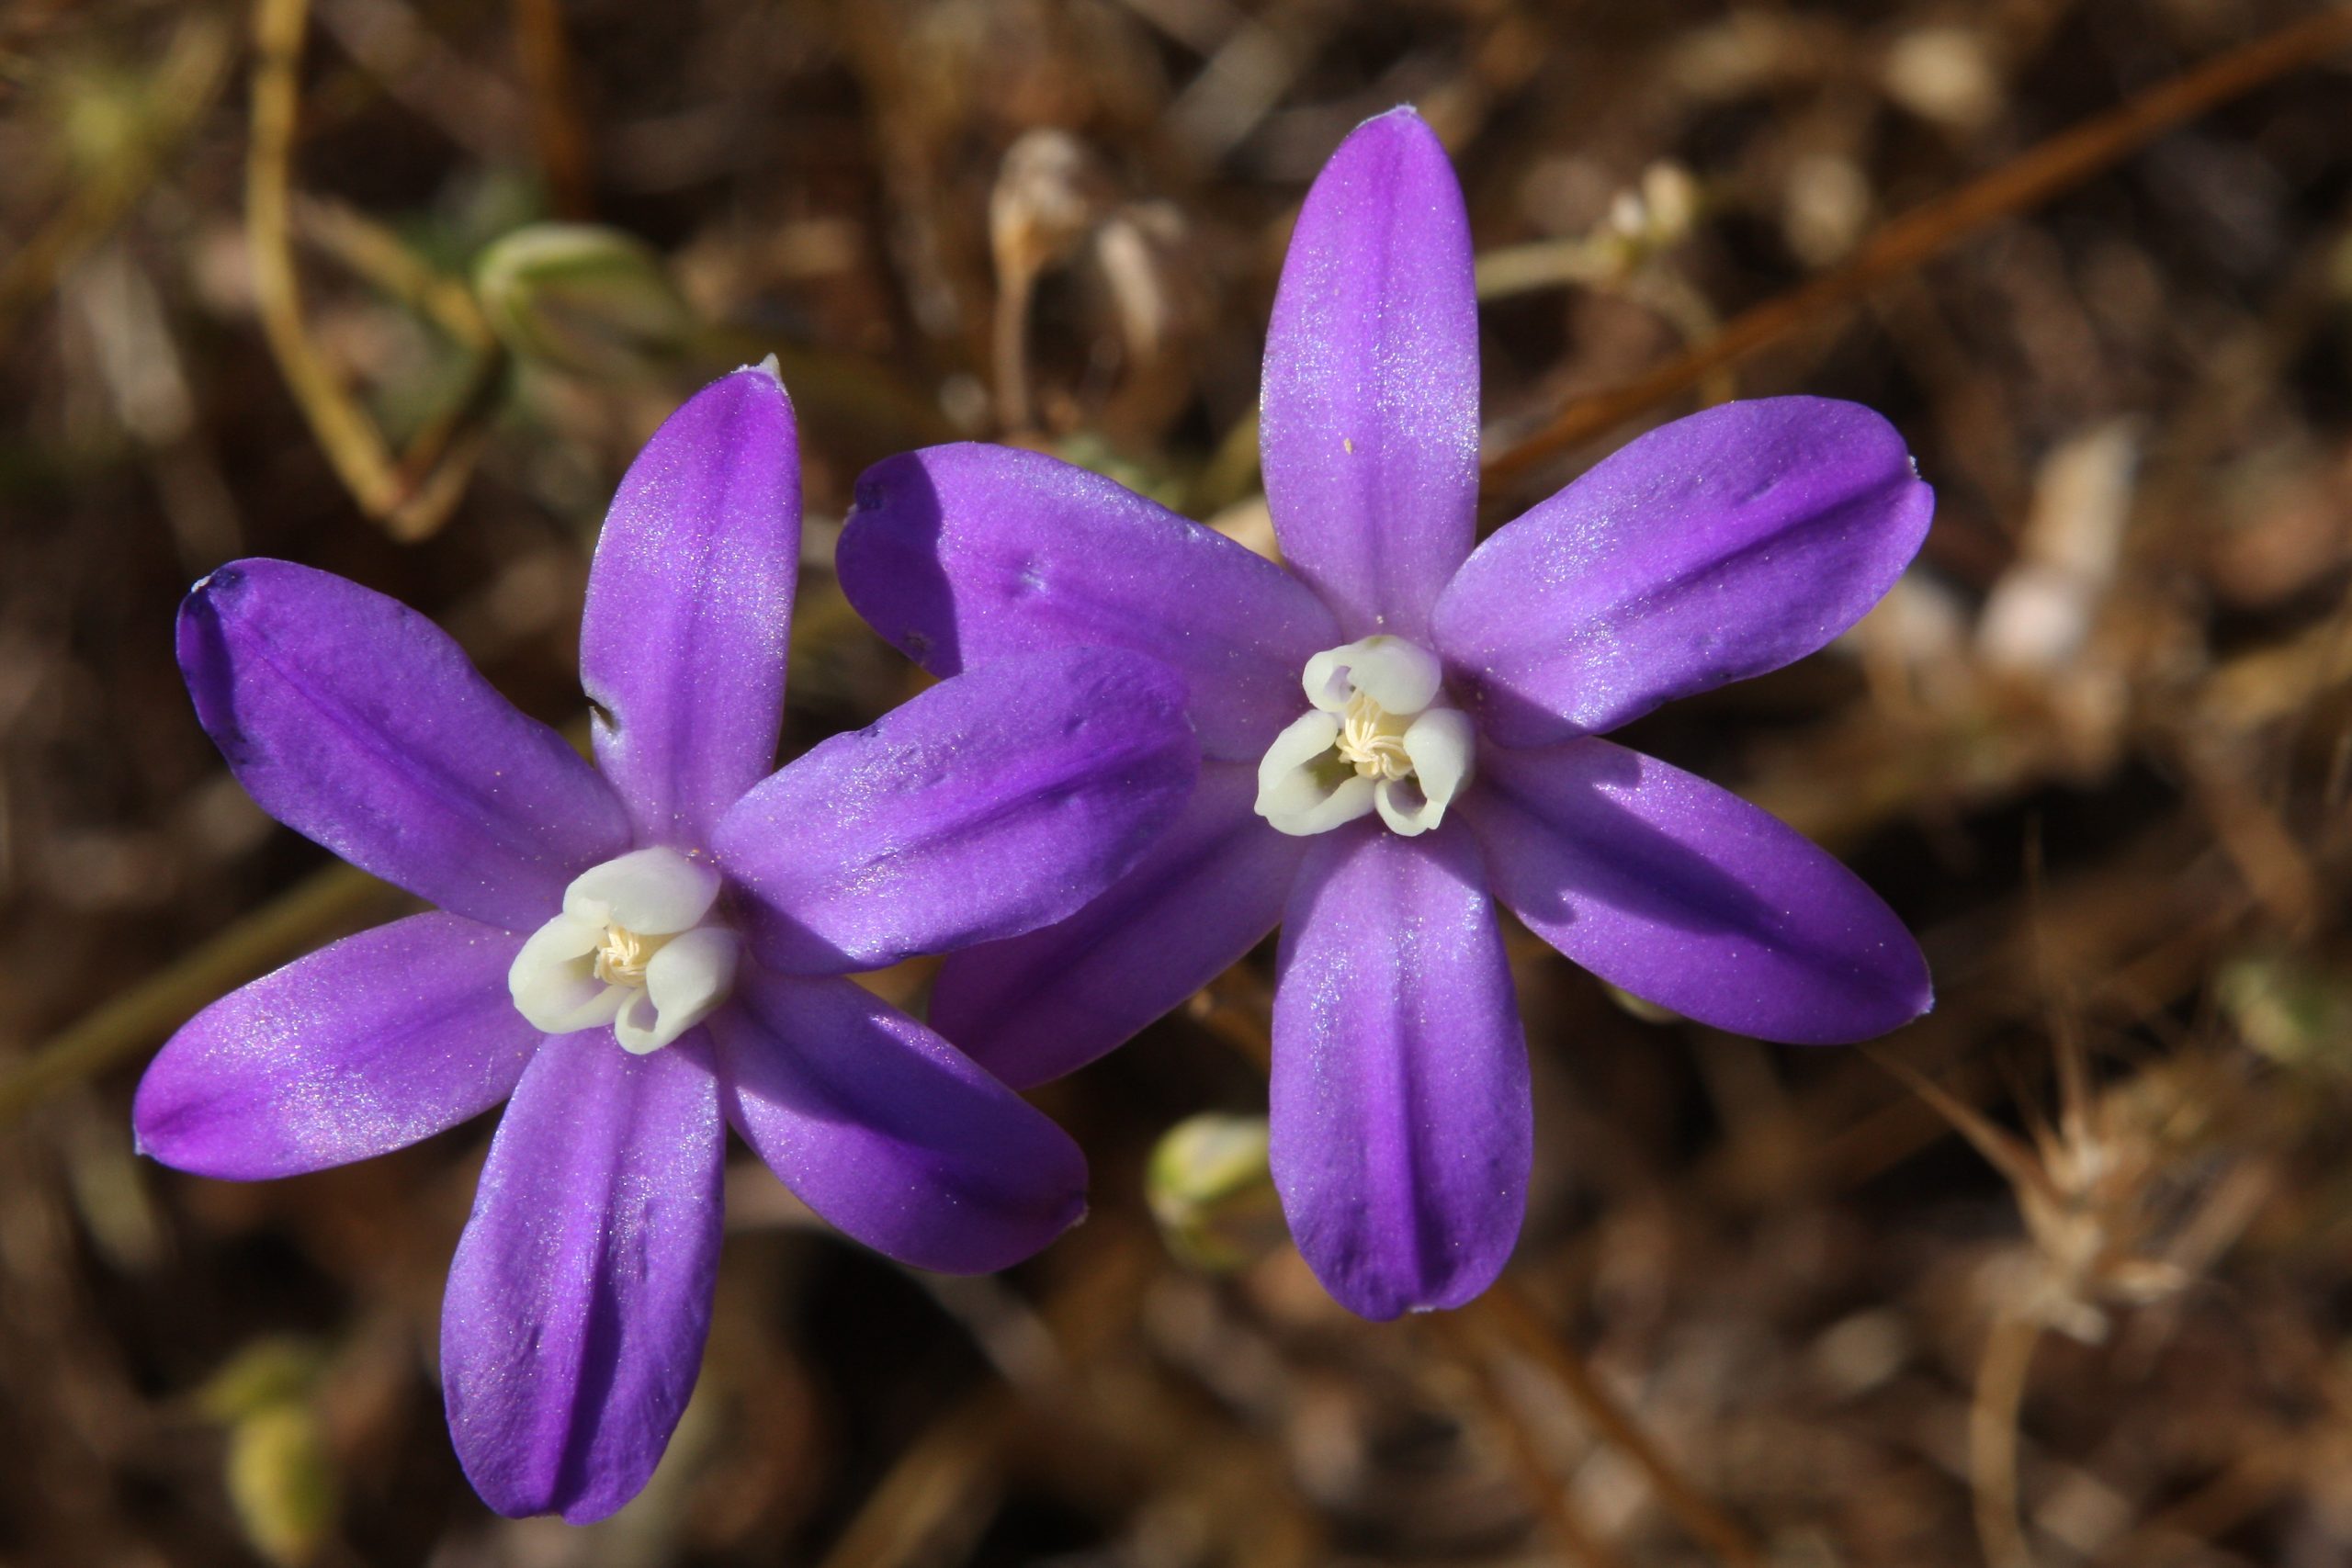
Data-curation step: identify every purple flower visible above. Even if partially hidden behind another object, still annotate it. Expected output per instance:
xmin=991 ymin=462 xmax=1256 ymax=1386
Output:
xmin=133 ymin=365 xmax=1200 ymax=1520
xmin=835 ymin=109 xmax=1935 ymax=1320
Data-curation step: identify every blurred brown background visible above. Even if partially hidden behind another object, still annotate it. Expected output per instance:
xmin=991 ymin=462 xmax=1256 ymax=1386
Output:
xmin=7 ymin=1 xmax=2352 ymax=1564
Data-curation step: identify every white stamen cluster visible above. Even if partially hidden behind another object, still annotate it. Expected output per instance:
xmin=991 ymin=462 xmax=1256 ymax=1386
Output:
xmin=1255 ymin=636 xmax=1473 ymax=838
xmin=509 ymin=846 xmax=740 ymax=1053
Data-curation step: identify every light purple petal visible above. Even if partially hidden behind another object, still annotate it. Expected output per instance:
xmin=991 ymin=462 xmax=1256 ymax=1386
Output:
xmin=1261 ymin=107 xmax=1479 ymax=639
xmin=582 ymin=367 xmax=801 ymax=845
xmin=1464 ymin=737 xmax=1931 ymax=1043
xmin=712 ymin=968 xmax=1087 ymax=1274
xmin=1270 ymin=824 xmax=1529 ymax=1320
xmin=839 ymin=444 xmax=1339 ymax=761
xmin=132 ymin=914 xmax=535 ymax=1179
xmin=713 ymin=647 xmax=1201 ymax=974
xmin=1432 ymin=398 xmax=1935 ymax=748
xmin=442 ymin=1028 xmax=723 ymax=1523
xmin=179 ymin=560 xmax=629 ymax=931
xmin=932 ymin=761 xmax=1302 ymax=1089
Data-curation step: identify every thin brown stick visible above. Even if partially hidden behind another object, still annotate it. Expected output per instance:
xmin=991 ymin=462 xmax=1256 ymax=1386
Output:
xmin=248 ymin=0 xmax=403 ymax=517
xmin=1481 ymin=6 xmax=2352 ymax=490
xmin=1971 ymin=1310 xmax=2046 ymax=1568
xmin=510 ymin=0 xmax=593 ymax=219
xmin=1476 ymin=1281 xmax=1766 ymax=1568
xmin=248 ymin=0 xmax=501 ymax=540
xmin=0 ymin=865 xmax=401 ymax=1124
xmin=1430 ymin=1312 xmax=1631 ymax=1568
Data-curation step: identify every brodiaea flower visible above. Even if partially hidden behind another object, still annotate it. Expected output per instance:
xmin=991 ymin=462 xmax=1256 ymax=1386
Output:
xmin=133 ymin=365 xmax=1199 ymax=1518
xmin=836 ymin=109 xmax=1934 ymax=1319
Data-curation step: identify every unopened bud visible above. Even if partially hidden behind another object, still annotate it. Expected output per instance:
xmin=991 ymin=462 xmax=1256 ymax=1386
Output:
xmin=473 ymin=223 xmax=698 ymax=379
xmin=1147 ymin=1113 xmax=1286 ymax=1272
xmin=199 ymin=1340 xmax=337 ymax=1568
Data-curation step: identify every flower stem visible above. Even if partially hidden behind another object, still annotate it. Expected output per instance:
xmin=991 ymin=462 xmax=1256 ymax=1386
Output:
xmin=1429 ymin=1309 xmax=1631 ymax=1568
xmin=1971 ymin=1308 xmax=2046 ymax=1568
xmin=1475 ymin=1280 xmax=1766 ymax=1568
xmin=1483 ymin=6 xmax=2352 ymax=490
xmin=0 ymin=864 xmax=402 ymax=1125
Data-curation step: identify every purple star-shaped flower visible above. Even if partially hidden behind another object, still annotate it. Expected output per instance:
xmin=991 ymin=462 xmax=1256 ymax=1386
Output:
xmin=836 ymin=108 xmax=1935 ymax=1320
xmin=133 ymin=365 xmax=1199 ymax=1519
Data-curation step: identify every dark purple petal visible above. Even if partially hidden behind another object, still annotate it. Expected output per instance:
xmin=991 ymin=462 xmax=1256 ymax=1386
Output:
xmin=1271 ymin=824 xmax=1529 ymax=1320
xmin=1464 ymin=737 xmax=1931 ymax=1043
xmin=712 ymin=968 xmax=1087 ymax=1273
xmin=133 ymin=914 xmax=535 ymax=1179
xmin=1432 ymin=398 xmax=1935 ymax=748
xmin=713 ymin=647 xmax=1201 ymax=974
xmin=179 ymin=560 xmax=629 ymax=931
xmin=582 ymin=367 xmax=801 ymax=845
xmin=932 ymin=761 xmax=1302 ymax=1089
xmin=839 ymin=444 xmax=1338 ymax=761
xmin=1261 ymin=107 xmax=1479 ymax=639
xmin=442 ymin=1028 xmax=723 ymax=1523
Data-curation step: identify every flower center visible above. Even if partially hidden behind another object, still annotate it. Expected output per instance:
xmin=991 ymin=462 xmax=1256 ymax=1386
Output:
xmin=1254 ymin=636 xmax=1474 ymax=838
xmin=1335 ymin=689 xmax=1415 ymax=780
xmin=592 ymin=925 xmax=657 ymax=987
xmin=508 ymin=846 xmax=741 ymax=1054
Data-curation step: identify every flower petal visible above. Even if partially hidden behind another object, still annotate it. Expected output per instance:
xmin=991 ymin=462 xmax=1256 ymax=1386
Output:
xmin=582 ymin=366 xmax=800 ymax=844
xmin=1432 ymin=398 xmax=1935 ymax=748
xmin=615 ymin=928 xmax=739 ymax=1055
xmin=838 ymin=444 xmax=1337 ymax=760
xmin=932 ymin=761 xmax=1303 ymax=1089
xmin=563 ymin=847 xmax=722 ymax=935
xmin=441 ymin=1028 xmax=723 ymax=1523
xmin=1261 ymin=107 xmax=1479 ymax=639
xmin=714 ymin=647 xmax=1201 ymax=974
xmin=712 ymin=969 xmax=1087 ymax=1273
xmin=1464 ymin=737 xmax=1931 ymax=1043
xmin=179 ymin=560 xmax=629 ymax=931
xmin=133 ymin=914 xmax=536 ymax=1179
xmin=1270 ymin=824 xmax=1529 ymax=1320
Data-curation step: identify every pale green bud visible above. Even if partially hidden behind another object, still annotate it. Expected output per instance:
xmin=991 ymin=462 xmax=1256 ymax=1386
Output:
xmin=473 ymin=223 xmax=698 ymax=379
xmin=1147 ymin=1113 xmax=1286 ymax=1272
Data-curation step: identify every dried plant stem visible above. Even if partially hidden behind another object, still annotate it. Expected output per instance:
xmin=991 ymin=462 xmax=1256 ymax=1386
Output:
xmin=1430 ymin=1311 xmax=1630 ymax=1568
xmin=1476 ymin=1281 xmax=1765 ymax=1568
xmin=248 ymin=0 xmax=496 ymax=540
xmin=0 ymin=865 xmax=401 ymax=1125
xmin=248 ymin=0 xmax=401 ymax=517
xmin=510 ymin=0 xmax=593 ymax=219
xmin=2092 ymin=1437 xmax=2302 ymax=1566
xmin=1482 ymin=6 xmax=2352 ymax=489
xmin=817 ymin=1231 xmax=1159 ymax=1568
xmin=1971 ymin=1309 xmax=2045 ymax=1568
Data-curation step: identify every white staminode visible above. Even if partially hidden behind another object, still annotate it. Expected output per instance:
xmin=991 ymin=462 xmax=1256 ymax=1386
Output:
xmin=509 ymin=846 xmax=740 ymax=1053
xmin=1255 ymin=636 xmax=1474 ymax=838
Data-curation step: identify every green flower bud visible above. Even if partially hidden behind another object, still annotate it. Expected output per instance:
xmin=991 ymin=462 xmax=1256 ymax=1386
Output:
xmin=1147 ymin=1113 xmax=1286 ymax=1272
xmin=199 ymin=1340 xmax=337 ymax=1568
xmin=473 ymin=223 xmax=698 ymax=379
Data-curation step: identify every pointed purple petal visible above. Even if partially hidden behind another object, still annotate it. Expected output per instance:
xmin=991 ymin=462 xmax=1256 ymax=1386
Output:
xmin=1464 ymin=738 xmax=1931 ymax=1043
xmin=713 ymin=969 xmax=1087 ymax=1274
xmin=442 ymin=1029 xmax=723 ymax=1523
xmin=838 ymin=444 xmax=1339 ymax=761
xmin=1433 ymin=399 xmax=1935 ymax=748
xmin=179 ymin=560 xmax=629 ymax=930
xmin=1271 ymin=825 xmax=1529 ymax=1320
xmin=1261 ymin=107 xmax=1479 ymax=639
xmin=582 ymin=367 xmax=801 ymax=845
xmin=933 ymin=761 xmax=1302 ymax=1089
xmin=713 ymin=647 xmax=1200 ymax=974
xmin=132 ymin=914 xmax=535 ymax=1179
